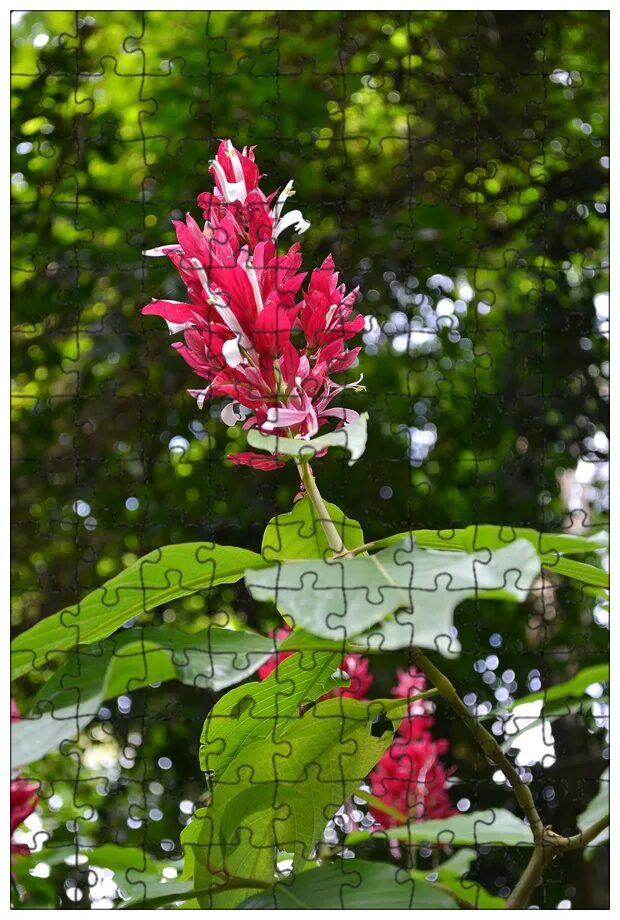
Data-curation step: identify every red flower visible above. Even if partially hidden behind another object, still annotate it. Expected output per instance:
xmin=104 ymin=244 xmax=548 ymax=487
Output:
xmin=142 ymin=140 xmax=364 ymax=467
xmin=369 ymin=734 xmax=455 ymax=828
xmin=10 ymin=701 xmax=39 ymax=857
xmin=368 ymin=667 xmax=456 ymax=828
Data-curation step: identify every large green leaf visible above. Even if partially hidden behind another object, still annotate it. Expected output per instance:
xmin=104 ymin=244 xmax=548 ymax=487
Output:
xmin=181 ymin=649 xmax=342 ymax=901
xmin=411 ymin=849 xmax=505 ymax=909
xmin=245 ymin=537 xmax=540 ymax=656
xmin=460 ymin=524 xmax=608 ymax=557
xmin=346 ymin=808 xmax=533 ymax=848
xmin=500 ymin=663 xmax=608 ymax=756
xmin=197 ymin=649 xmax=344 ymax=778
xmin=577 ymin=768 xmax=609 ymax=856
xmin=261 ymin=496 xmax=364 ymax=562
xmin=460 ymin=526 xmax=608 ymax=588
xmin=11 ymin=543 xmax=265 ymax=680
xmin=247 ymin=413 xmax=368 ymax=465
xmin=365 ymin=525 xmax=607 ymax=558
xmin=501 ymin=697 xmax=603 ymax=756
xmin=239 ymin=859 xmax=458 ymax=909
xmin=182 ymin=652 xmax=406 ymax=908
xmin=11 ymin=625 xmax=274 ymax=769
xmin=505 ymin=662 xmax=608 ymax=712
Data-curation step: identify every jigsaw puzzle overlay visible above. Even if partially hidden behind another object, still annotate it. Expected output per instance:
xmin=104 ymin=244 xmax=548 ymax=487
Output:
xmin=11 ymin=11 xmax=609 ymax=910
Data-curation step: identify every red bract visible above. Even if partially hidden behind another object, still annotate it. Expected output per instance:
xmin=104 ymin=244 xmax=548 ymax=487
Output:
xmin=369 ymin=735 xmax=455 ymax=829
xmin=142 ymin=140 xmax=363 ymax=467
xmin=10 ymin=700 xmax=39 ymax=857
xmin=368 ymin=667 xmax=456 ymax=828
xmin=228 ymin=451 xmax=287 ymax=471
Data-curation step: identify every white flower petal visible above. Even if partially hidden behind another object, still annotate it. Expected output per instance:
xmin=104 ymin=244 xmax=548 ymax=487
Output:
xmin=165 ymin=320 xmax=192 ymax=335
xmin=222 ymin=335 xmax=244 ymax=368
xmin=273 ymin=209 xmax=310 ymax=239
xmin=209 ymin=158 xmax=246 ymax=202
xmin=221 ymin=401 xmax=243 ymax=426
xmin=143 ymin=244 xmax=182 ymax=257
xmin=188 ymin=387 xmax=210 ymax=409
xmin=239 ymin=249 xmax=264 ymax=313
xmin=226 ymin=140 xmax=246 ymax=186
xmin=271 ymin=179 xmax=295 ymax=222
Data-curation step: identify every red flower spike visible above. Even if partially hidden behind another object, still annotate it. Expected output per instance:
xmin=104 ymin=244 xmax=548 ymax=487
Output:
xmin=368 ymin=667 xmax=456 ymax=829
xmin=142 ymin=139 xmax=364 ymax=469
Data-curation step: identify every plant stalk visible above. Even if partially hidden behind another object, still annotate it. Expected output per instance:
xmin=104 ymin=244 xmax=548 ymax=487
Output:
xmin=297 ymin=459 xmax=347 ymax=556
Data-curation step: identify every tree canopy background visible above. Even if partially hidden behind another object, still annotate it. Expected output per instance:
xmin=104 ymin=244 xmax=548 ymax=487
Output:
xmin=11 ymin=10 xmax=608 ymax=909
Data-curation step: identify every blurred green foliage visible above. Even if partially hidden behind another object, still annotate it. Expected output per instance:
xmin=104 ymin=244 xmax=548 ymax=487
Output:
xmin=11 ymin=10 xmax=608 ymax=909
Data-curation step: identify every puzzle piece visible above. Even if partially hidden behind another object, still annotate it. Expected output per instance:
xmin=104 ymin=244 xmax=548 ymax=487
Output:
xmin=11 ymin=9 xmax=609 ymax=911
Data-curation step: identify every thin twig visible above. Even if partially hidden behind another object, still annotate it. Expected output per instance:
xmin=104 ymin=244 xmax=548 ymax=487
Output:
xmin=504 ymin=815 xmax=609 ymax=909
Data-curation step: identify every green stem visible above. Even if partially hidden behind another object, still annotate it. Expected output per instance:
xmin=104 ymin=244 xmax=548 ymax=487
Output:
xmin=296 ymin=459 xmax=346 ymax=556
xmin=119 ymin=876 xmax=273 ymax=910
xmin=353 ymin=787 xmax=410 ymax=824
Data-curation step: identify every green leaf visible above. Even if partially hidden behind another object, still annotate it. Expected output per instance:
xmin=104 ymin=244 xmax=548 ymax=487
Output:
xmin=458 ymin=525 xmax=608 ymax=588
xmin=197 ymin=650 xmax=344 ymax=777
xmin=11 ymin=625 xmax=274 ymax=769
xmin=363 ymin=529 xmax=467 ymax=553
xmin=181 ymin=649 xmax=343 ymax=900
xmin=498 ymin=664 xmax=608 ymax=756
xmin=247 ymin=413 xmax=368 ymax=466
xmin=82 ymin=844 xmax=185 ymax=906
xmin=245 ymin=537 xmax=540 ymax=657
xmin=182 ymin=652 xmax=406 ymax=908
xmin=461 ymin=524 xmax=608 ymax=557
xmin=501 ymin=697 xmax=602 ymax=755
xmin=505 ymin=663 xmax=608 ymax=712
xmin=239 ymin=859 xmax=458 ymax=909
xmin=362 ymin=526 xmax=608 ymax=559
xmin=411 ymin=849 xmax=506 ymax=909
xmin=346 ymin=808 xmax=533 ymax=848
xmin=11 ymin=543 xmax=266 ymax=680
xmin=577 ymin=768 xmax=609 ymax=856
xmin=262 ymin=496 xmax=364 ymax=562
xmin=14 ymin=843 xmax=184 ymax=909
xmin=541 ymin=556 xmax=609 ymax=589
